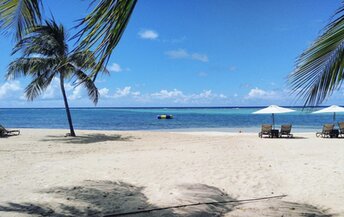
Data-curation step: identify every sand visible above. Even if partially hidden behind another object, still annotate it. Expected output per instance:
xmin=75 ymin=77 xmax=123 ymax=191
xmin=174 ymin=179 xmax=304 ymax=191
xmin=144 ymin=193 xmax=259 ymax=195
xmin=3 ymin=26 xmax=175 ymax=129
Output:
xmin=0 ymin=129 xmax=343 ymax=216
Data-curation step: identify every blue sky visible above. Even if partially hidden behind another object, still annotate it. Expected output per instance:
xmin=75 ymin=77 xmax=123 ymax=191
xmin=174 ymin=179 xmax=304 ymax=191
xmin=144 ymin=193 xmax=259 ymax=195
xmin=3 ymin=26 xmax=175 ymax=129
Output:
xmin=0 ymin=0 xmax=342 ymax=107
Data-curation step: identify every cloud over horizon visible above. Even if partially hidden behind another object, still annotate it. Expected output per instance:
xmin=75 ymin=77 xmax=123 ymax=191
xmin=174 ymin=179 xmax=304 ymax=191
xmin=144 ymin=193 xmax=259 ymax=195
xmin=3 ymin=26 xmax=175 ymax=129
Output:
xmin=245 ymin=87 xmax=278 ymax=100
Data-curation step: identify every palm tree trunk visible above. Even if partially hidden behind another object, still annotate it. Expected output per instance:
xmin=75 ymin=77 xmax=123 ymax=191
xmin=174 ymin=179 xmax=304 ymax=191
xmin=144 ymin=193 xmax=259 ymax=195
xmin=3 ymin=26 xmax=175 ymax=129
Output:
xmin=59 ymin=74 xmax=76 ymax=137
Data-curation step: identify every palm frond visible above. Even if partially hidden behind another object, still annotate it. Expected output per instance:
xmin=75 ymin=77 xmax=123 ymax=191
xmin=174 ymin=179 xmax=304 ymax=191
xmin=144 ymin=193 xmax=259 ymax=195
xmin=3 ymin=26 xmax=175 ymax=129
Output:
xmin=69 ymin=50 xmax=96 ymax=69
xmin=73 ymin=0 xmax=137 ymax=79
xmin=25 ymin=72 xmax=55 ymax=100
xmin=0 ymin=0 xmax=42 ymax=40
xmin=12 ymin=20 xmax=67 ymax=57
xmin=289 ymin=4 xmax=344 ymax=106
xmin=7 ymin=57 xmax=56 ymax=79
xmin=74 ymin=69 xmax=99 ymax=104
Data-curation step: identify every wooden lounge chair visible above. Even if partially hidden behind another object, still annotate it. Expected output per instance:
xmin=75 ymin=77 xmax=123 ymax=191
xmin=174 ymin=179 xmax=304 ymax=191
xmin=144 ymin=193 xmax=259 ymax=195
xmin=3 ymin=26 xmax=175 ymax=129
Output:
xmin=279 ymin=124 xmax=293 ymax=138
xmin=0 ymin=124 xmax=20 ymax=137
xmin=338 ymin=122 xmax=344 ymax=137
xmin=258 ymin=124 xmax=272 ymax=138
xmin=316 ymin=124 xmax=334 ymax=138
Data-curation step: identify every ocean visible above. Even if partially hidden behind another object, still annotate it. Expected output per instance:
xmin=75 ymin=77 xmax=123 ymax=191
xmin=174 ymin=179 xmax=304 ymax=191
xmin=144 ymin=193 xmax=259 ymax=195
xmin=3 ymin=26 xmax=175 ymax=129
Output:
xmin=0 ymin=107 xmax=342 ymax=132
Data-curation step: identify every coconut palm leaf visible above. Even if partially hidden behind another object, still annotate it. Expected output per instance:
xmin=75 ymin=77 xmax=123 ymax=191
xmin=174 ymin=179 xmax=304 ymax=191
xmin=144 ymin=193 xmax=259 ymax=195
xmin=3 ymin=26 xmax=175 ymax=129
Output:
xmin=13 ymin=21 xmax=67 ymax=57
xmin=25 ymin=72 xmax=55 ymax=100
xmin=73 ymin=0 xmax=137 ymax=78
xmin=0 ymin=0 xmax=42 ymax=40
xmin=7 ymin=57 xmax=56 ymax=79
xmin=74 ymin=69 xmax=99 ymax=104
xmin=289 ymin=4 xmax=344 ymax=106
xmin=69 ymin=50 xmax=97 ymax=69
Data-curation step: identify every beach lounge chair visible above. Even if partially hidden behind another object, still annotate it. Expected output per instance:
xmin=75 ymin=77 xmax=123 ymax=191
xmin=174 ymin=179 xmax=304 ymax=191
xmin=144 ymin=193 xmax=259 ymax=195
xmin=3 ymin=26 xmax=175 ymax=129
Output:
xmin=316 ymin=124 xmax=334 ymax=138
xmin=0 ymin=124 xmax=20 ymax=137
xmin=258 ymin=124 xmax=272 ymax=138
xmin=338 ymin=122 xmax=344 ymax=137
xmin=279 ymin=124 xmax=293 ymax=138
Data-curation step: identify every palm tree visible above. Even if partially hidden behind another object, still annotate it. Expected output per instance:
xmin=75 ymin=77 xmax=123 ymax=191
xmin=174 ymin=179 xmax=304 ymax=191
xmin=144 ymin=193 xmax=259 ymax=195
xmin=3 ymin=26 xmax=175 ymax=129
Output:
xmin=6 ymin=20 xmax=100 ymax=137
xmin=0 ymin=0 xmax=137 ymax=79
xmin=289 ymin=4 xmax=344 ymax=106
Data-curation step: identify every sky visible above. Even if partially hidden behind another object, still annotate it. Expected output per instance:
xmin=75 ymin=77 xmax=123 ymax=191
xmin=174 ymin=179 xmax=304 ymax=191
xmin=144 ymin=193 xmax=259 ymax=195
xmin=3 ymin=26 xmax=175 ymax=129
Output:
xmin=0 ymin=0 xmax=342 ymax=108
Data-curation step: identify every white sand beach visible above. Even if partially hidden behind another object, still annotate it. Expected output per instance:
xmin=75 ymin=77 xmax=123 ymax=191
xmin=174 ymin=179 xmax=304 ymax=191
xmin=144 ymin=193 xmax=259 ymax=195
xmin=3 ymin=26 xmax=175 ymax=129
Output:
xmin=0 ymin=129 xmax=343 ymax=216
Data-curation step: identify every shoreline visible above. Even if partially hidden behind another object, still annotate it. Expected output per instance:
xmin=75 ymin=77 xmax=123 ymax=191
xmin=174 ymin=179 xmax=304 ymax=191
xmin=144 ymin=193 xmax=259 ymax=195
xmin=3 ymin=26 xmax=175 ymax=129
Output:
xmin=12 ymin=127 xmax=322 ymax=134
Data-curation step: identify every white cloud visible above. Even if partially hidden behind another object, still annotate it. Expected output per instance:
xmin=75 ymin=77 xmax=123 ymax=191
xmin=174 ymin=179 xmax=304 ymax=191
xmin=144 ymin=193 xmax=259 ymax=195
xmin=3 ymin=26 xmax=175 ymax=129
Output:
xmin=138 ymin=29 xmax=158 ymax=40
xmin=69 ymin=85 xmax=83 ymax=100
xmin=0 ymin=81 xmax=21 ymax=99
xmin=99 ymin=88 xmax=109 ymax=97
xmin=114 ymin=86 xmax=131 ymax=97
xmin=245 ymin=87 xmax=277 ymax=99
xmin=164 ymin=49 xmax=189 ymax=59
xmin=100 ymin=86 xmax=141 ymax=99
xmin=131 ymin=91 xmax=141 ymax=97
xmin=165 ymin=49 xmax=208 ymax=62
xmin=151 ymin=89 xmax=185 ymax=99
xmin=150 ymin=89 xmax=226 ymax=104
xmin=41 ymin=77 xmax=60 ymax=99
xmin=108 ymin=63 xmax=122 ymax=73
xmin=191 ymin=53 xmax=208 ymax=62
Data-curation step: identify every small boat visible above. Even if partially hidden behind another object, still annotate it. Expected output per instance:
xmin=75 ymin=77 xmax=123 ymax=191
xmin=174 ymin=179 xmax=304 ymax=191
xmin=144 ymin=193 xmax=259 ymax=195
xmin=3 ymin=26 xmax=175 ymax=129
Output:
xmin=157 ymin=114 xmax=173 ymax=119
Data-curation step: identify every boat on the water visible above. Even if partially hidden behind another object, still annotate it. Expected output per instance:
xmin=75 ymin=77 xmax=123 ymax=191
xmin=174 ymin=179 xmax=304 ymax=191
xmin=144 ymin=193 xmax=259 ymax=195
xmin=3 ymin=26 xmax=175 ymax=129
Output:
xmin=157 ymin=114 xmax=173 ymax=119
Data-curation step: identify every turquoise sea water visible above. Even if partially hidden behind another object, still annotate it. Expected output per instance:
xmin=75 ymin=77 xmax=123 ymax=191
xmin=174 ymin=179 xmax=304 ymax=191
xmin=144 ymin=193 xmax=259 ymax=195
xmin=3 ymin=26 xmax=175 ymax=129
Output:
xmin=1 ymin=107 xmax=343 ymax=132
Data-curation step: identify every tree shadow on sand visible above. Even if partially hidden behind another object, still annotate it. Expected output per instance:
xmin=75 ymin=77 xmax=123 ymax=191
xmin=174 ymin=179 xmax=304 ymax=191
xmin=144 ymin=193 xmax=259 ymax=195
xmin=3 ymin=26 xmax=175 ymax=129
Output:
xmin=40 ymin=134 xmax=138 ymax=144
xmin=0 ymin=180 xmax=334 ymax=217
xmin=0 ymin=181 xmax=236 ymax=217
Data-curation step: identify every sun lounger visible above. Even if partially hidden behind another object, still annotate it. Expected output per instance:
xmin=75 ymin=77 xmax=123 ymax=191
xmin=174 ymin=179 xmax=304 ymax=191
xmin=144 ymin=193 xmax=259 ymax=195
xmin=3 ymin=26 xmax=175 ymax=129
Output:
xmin=0 ymin=124 xmax=20 ymax=137
xmin=279 ymin=124 xmax=293 ymax=138
xmin=316 ymin=124 xmax=334 ymax=138
xmin=338 ymin=122 xmax=344 ymax=137
xmin=258 ymin=124 xmax=272 ymax=138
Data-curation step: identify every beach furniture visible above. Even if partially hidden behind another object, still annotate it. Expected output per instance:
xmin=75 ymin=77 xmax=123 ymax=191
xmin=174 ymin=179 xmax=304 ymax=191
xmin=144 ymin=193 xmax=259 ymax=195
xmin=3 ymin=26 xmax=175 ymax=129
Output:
xmin=258 ymin=124 xmax=273 ymax=138
xmin=0 ymin=124 xmax=20 ymax=137
xmin=338 ymin=122 xmax=344 ymax=137
xmin=279 ymin=124 xmax=293 ymax=138
xmin=253 ymin=105 xmax=295 ymax=129
xmin=316 ymin=124 xmax=334 ymax=138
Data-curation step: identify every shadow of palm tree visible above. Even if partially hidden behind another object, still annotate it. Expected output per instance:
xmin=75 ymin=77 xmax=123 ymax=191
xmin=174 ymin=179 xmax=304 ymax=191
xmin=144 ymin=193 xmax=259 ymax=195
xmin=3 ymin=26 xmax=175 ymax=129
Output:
xmin=40 ymin=134 xmax=138 ymax=144
xmin=234 ymin=199 xmax=333 ymax=217
xmin=0 ymin=181 xmax=236 ymax=216
xmin=0 ymin=180 xmax=334 ymax=217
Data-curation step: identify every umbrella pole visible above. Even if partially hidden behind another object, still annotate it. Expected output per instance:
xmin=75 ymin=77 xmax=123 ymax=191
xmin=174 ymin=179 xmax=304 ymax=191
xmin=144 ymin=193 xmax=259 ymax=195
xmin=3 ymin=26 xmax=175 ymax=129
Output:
xmin=272 ymin=113 xmax=275 ymax=129
xmin=334 ymin=112 xmax=336 ymax=123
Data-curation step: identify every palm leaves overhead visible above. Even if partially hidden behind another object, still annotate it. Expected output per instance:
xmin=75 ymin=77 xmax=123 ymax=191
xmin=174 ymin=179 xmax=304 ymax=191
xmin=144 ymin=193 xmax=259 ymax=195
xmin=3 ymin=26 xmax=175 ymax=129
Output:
xmin=74 ymin=0 xmax=137 ymax=79
xmin=0 ymin=0 xmax=137 ymax=78
xmin=7 ymin=20 xmax=100 ymax=103
xmin=0 ymin=0 xmax=42 ymax=40
xmin=6 ymin=20 xmax=103 ymax=136
xmin=289 ymin=4 xmax=344 ymax=106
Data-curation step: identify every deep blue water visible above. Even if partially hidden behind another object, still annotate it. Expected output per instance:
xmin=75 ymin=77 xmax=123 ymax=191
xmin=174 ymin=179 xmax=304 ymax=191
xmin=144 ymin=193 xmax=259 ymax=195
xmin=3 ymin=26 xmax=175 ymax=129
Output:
xmin=1 ymin=107 xmax=343 ymax=132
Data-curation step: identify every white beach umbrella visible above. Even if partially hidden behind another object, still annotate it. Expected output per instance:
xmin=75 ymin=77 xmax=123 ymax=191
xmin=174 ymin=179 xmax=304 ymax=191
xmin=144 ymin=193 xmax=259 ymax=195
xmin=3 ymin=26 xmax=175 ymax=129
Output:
xmin=312 ymin=105 xmax=344 ymax=122
xmin=253 ymin=105 xmax=296 ymax=129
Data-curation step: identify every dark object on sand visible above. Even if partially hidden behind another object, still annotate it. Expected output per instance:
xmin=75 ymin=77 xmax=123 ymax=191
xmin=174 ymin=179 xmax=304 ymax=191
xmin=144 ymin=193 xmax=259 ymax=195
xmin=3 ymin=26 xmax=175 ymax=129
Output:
xmin=279 ymin=124 xmax=293 ymax=138
xmin=316 ymin=124 xmax=334 ymax=138
xmin=0 ymin=124 xmax=20 ymax=137
xmin=258 ymin=124 xmax=272 ymax=138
